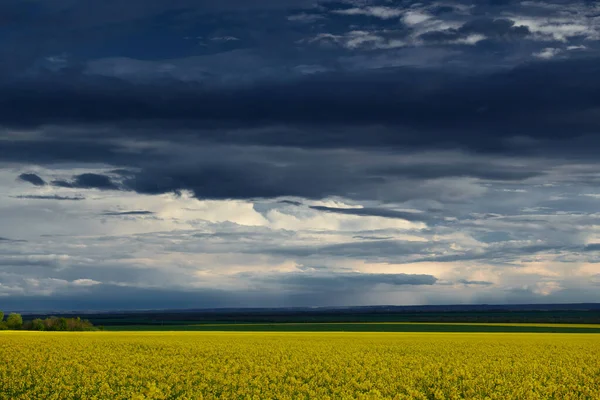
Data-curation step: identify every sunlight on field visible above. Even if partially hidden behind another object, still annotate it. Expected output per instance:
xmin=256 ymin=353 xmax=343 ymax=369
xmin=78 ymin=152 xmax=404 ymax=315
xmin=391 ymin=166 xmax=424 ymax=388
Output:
xmin=1 ymin=332 xmax=599 ymax=399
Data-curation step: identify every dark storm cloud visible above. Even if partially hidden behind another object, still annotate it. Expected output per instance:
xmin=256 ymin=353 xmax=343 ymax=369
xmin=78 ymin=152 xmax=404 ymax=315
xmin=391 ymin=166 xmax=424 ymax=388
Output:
xmin=0 ymin=273 xmax=436 ymax=312
xmin=1 ymin=139 xmax=147 ymax=165
xmin=0 ymin=0 xmax=319 ymax=74
xmin=429 ymin=5 xmax=457 ymax=14
xmin=259 ymin=272 xmax=438 ymax=290
xmin=0 ymin=279 xmax=418 ymax=312
xmin=2 ymin=56 xmax=600 ymax=154
xmin=11 ymin=145 xmax=542 ymax=202
xmin=0 ymin=285 xmax=267 ymax=312
xmin=12 ymin=195 xmax=85 ymax=201
xmin=18 ymin=173 xmax=46 ymax=186
xmin=310 ymin=206 xmax=431 ymax=222
xmin=1 ymin=0 xmax=317 ymax=16
xmin=52 ymin=173 xmax=120 ymax=191
xmin=122 ymin=166 xmax=294 ymax=199
xmin=1 ymin=0 xmax=597 ymax=76
xmin=0 ymin=0 xmax=318 ymax=40
xmin=119 ymin=159 xmax=376 ymax=200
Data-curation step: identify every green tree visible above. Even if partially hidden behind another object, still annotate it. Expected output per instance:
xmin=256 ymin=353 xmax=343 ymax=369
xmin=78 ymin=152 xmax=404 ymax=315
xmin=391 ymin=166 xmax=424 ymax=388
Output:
xmin=55 ymin=317 xmax=68 ymax=331
xmin=6 ymin=313 xmax=23 ymax=330
xmin=31 ymin=319 xmax=45 ymax=331
xmin=0 ymin=311 xmax=4 ymax=321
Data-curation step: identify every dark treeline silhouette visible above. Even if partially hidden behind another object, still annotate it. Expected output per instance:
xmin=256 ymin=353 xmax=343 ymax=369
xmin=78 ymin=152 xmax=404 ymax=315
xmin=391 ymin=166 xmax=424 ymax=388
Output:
xmin=0 ymin=311 xmax=97 ymax=331
xmin=59 ymin=304 xmax=600 ymax=327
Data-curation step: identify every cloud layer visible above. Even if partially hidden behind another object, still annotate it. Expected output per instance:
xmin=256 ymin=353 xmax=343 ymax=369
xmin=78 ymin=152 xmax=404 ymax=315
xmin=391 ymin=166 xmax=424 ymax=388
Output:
xmin=1 ymin=0 xmax=600 ymax=310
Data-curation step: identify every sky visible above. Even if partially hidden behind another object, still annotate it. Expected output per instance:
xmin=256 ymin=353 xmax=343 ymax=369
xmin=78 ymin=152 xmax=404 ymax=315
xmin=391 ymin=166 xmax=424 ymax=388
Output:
xmin=2 ymin=0 xmax=600 ymax=311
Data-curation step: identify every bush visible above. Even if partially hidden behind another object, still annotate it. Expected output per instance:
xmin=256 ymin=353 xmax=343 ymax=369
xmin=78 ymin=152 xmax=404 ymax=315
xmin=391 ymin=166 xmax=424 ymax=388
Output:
xmin=26 ymin=316 xmax=97 ymax=331
xmin=5 ymin=314 xmax=96 ymax=331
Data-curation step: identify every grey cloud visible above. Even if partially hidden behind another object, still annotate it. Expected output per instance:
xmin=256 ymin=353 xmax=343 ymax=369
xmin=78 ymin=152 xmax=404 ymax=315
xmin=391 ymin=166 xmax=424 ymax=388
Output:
xmin=413 ymin=243 xmax=572 ymax=264
xmin=278 ymin=200 xmax=304 ymax=206
xmin=352 ymin=235 xmax=394 ymax=241
xmin=257 ymin=272 xmax=438 ymax=290
xmin=270 ymin=240 xmax=430 ymax=260
xmin=52 ymin=173 xmax=120 ymax=191
xmin=584 ymin=243 xmax=600 ymax=252
xmin=0 ymin=280 xmax=423 ymax=312
xmin=101 ymin=211 xmax=155 ymax=216
xmin=310 ymin=205 xmax=432 ymax=222
xmin=29 ymin=145 xmax=549 ymax=203
xmin=13 ymin=195 xmax=85 ymax=201
xmin=0 ymin=284 xmax=276 ymax=312
xmin=371 ymin=163 xmax=544 ymax=182
xmin=0 ymin=237 xmax=27 ymax=243
xmin=18 ymin=173 xmax=46 ymax=186
xmin=0 ymin=255 xmax=69 ymax=270
xmin=457 ymin=279 xmax=494 ymax=286
xmin=331 ymin=6 xmax=405 ymax=20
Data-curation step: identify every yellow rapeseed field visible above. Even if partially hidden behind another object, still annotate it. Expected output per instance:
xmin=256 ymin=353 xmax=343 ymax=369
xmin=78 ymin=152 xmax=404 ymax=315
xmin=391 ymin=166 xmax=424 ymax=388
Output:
xmin=0 ymin=332 xmax=599 ymax=399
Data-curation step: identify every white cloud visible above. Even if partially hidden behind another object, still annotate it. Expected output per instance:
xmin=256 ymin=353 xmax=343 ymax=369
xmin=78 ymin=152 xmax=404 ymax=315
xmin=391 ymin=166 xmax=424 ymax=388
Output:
xmin=454 ymin=34 xmax=486 ymax=45
xmin=265 ymin=208 xmax=426 ymax=232
xmin=533 ymin=47 xmax=562 ymax=59
xmin=344 ymin=31 xmax=385 ymax=49
xmin=531 ymin=281 xmax=563 ymax=296
xmin=308 ymin=31 xmax=406 ymax=50
xmin=510 ymin=17 xmax=598 ymax=42
xmin=72 ymin=279 xmax=102 ymax=286
xmin=402 ymin=11 xmax=433 ymax=26
xmin=307 ymin=33 xmax=341 ymax=44
xmin=333 ymin=7 xmax=405 ymax=20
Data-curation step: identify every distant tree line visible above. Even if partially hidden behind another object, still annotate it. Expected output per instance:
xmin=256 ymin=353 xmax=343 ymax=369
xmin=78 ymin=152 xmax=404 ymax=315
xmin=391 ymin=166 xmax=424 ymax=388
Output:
xmin=0 ymin=311 xmax=98 ymax=331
